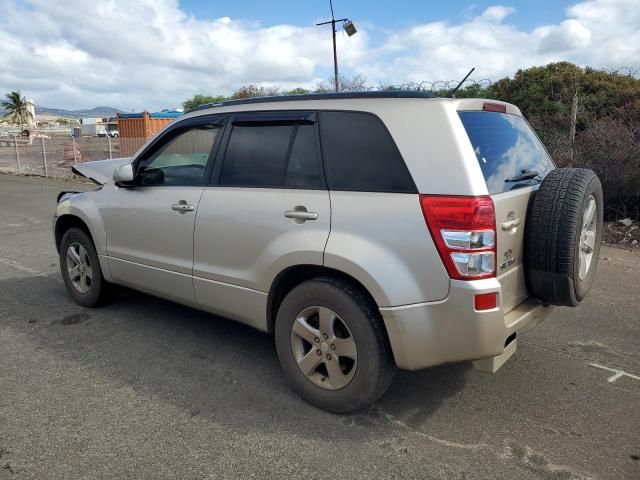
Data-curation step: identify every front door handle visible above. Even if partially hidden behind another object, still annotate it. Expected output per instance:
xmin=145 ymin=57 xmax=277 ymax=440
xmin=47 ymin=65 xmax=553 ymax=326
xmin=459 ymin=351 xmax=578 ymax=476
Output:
xmin=171 ymin=201 xmax=195 ymax=213
xmin=285 ymin=208 xmax=318 ymax=222
xmin=501 ymin=217 xmax=521 ymax=231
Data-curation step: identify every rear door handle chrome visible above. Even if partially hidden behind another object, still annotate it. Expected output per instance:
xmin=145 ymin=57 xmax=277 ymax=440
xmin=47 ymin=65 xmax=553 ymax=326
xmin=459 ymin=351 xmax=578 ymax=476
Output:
xmin=285 ymin=209 xmax=318 ymax=221
xmin=501 ymin=218 xmax=521 ymax=230
xmin=171 ymin=202 xmax=195 ymax=213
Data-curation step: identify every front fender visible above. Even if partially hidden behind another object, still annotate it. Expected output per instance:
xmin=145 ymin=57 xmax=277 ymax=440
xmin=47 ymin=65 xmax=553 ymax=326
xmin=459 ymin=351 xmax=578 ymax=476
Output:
xmin=53 ymin=190 xmax=111 ymax=281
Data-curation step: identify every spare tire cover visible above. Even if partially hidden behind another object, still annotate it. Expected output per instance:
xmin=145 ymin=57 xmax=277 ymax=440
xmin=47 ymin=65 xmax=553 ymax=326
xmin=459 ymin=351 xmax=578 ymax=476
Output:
xmin=524 ymin=168 xmax=603 ymax=307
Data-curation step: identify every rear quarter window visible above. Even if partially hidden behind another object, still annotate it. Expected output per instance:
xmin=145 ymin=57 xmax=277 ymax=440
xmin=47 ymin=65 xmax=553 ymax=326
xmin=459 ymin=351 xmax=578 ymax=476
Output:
xmin=319 ymin=111 xmax=416 ymax=193
xmin=459 ymin=111 xmax=555 ymax=194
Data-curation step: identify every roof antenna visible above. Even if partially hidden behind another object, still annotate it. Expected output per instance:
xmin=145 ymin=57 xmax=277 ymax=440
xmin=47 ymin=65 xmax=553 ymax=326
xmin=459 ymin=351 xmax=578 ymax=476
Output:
xmin=450 ymin=67 xmax=475 ymax=98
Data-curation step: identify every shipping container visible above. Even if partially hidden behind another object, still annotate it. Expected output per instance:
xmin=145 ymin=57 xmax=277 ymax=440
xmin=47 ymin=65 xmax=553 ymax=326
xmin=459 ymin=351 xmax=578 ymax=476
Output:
xmin=117 ymin=111 xmax=182 ymax=156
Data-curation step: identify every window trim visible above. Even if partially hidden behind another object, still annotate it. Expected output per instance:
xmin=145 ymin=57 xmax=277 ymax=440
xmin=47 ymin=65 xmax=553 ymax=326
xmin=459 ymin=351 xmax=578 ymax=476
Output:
xmin=209 ymin=110 xmax=327 ymax=190
xmin=130 ymin=114 xmax=228 ymax=188
xmin=317 ymin=110 xmax=418 ymax=194
xmin=232 ymin=111 xmax=316 ymax=125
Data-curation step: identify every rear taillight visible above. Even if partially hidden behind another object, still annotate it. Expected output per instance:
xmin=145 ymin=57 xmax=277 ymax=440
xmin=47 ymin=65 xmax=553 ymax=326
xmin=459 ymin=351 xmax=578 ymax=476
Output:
xmin=419 ymin=195 xmax=496 ymax=280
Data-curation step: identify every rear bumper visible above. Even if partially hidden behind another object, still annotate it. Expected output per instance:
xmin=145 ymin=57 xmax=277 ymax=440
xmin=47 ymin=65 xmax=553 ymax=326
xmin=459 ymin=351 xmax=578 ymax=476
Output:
xmin=379 ymin=278 xmax=553 ymax=370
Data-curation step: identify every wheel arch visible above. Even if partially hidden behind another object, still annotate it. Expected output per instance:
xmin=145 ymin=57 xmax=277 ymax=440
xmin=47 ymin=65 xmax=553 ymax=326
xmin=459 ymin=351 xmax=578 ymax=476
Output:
xmin=55 ymin=214 xmax=94 ymax=253
xmin=54 ymin=212 xmax=113 ymax=283
xmin=266 ymin=264 xmax=381 ymax=334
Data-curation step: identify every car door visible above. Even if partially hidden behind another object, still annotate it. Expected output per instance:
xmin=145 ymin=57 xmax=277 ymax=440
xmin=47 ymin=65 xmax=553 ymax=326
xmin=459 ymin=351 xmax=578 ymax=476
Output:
xmin=102 ymin=115 xmax=226 ymax=306
xmin=193 ymin=111 xmax=331 ymax=329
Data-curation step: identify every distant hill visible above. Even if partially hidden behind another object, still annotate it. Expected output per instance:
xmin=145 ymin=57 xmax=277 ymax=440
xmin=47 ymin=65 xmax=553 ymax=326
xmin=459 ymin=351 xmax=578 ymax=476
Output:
xmin=34 ymin=105 xmax=119 ymax=119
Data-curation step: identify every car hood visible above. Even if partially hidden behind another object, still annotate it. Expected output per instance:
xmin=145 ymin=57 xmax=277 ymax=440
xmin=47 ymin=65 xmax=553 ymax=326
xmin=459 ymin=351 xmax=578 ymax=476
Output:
xmin=72 ymin=157 xmax=132 ymax=185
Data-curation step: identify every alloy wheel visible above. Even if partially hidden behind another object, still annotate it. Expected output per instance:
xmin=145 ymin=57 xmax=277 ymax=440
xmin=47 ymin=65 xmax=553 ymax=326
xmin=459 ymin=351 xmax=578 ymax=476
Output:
xmin=579 ymin=195 xmax=597 ymax=280
xmin=290 ymin=306 xmax=357 ymax=390
xmin=66 ymin=242 xmax=93 ymax=294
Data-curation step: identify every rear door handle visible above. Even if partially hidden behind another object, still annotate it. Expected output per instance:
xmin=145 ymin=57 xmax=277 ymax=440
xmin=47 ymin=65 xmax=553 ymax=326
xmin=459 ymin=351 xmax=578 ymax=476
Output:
xmin=285 ymin=209 xmax=318 ymax=221
xmin=171 ymin=202 xmax=195 ymax=213
xmin=501 ymin=218 xmax=521 ymax=230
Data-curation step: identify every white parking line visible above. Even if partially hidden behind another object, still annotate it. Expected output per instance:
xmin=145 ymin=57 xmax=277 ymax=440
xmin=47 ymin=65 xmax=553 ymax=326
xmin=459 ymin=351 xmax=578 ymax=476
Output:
xmin=588 ymin=362 xmax=640 ymax=383
xmin=0 ymin=257 xmax=62 ymax=282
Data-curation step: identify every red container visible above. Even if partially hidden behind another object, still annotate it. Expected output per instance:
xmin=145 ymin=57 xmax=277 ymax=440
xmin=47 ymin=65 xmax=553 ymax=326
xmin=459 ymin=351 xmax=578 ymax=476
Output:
xmin=117 ymin=112 xmax=175 ymax=156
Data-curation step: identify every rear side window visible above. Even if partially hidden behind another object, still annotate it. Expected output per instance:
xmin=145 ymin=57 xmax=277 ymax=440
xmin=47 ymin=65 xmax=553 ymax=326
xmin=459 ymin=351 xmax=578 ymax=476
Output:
xmin=219 ymin=123 xmax=323 ymax=188
xmin=459 ymin=112 xmax=555 ymax=194
xmin=319 ymin=111 xmax=416 ymax=193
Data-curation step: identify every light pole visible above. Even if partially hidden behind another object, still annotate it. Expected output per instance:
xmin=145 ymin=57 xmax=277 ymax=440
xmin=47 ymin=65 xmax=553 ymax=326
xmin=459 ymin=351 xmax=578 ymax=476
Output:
xmin=316 ymin=0 xmax=357 ymax=92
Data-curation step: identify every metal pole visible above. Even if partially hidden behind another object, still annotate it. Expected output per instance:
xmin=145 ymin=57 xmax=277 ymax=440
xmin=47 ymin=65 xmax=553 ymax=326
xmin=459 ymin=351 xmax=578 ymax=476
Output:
xmin=332 ymin=19 xmax=339 ymax=92
xmin=317 ymin=1 xmax=349 ymax=93
xmin=72 ymin=135 xmax=77 ymax=164
xmin=569 ymin=86 xmax=578 ymax=167
xmin=107 ymin=134 xmax=112 ymax=159
xmin=12 ymin=135 xmax=21 ymax=173
xmin=41 ymin=137 xmax=48 ymax=177
xmin=329 ymin=0 xmax=339 ymax=92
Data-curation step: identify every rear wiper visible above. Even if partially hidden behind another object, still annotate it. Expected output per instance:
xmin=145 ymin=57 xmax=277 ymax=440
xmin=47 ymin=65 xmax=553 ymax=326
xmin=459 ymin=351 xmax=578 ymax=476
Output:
xmin=505 ymin=170 xmax=540 ymax=183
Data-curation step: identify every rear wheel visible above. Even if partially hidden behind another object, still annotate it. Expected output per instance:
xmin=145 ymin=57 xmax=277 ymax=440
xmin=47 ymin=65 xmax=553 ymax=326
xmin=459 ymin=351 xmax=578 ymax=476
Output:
xmin=275 ymin=277 xmax=396 ymax=413
xmin=60 ymin=227 xmax=115 ymax=307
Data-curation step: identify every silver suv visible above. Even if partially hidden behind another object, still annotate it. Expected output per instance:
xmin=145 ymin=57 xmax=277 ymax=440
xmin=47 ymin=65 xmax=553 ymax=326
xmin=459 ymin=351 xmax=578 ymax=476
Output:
xmin=54 ymin=92 xmax=603 ymax=412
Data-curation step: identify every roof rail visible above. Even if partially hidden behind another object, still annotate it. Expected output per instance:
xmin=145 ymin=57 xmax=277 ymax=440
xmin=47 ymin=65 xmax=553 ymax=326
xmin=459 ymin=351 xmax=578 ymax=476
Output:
xmin=187 ymin=90 xmax=436 ymax=113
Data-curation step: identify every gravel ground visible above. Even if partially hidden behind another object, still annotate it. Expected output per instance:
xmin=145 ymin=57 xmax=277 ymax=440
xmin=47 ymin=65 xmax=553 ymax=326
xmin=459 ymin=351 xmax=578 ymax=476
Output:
xmin=1 ymin=174 xmax=639 ymax=480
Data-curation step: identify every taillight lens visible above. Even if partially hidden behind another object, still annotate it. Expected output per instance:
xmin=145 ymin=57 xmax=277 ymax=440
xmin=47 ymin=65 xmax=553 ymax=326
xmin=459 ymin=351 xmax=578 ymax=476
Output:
xmin=474 ymin=292 xmax=498 ymax=311
xmin=483 ymin=102 xmax=507 ymax=113
xmin=420 ymin=195 xmax=496 ymax=280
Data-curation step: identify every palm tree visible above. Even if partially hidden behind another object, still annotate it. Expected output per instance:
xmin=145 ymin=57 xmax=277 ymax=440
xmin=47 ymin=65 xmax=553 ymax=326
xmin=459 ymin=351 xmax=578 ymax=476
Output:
xmin=2 ymin=91 xmax=34 ymax=127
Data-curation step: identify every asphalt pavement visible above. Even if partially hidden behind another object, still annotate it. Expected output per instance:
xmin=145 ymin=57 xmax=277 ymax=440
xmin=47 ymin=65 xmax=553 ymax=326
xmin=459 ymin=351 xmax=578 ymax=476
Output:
xmin=1 ymin=173 xmax=639 ymax=480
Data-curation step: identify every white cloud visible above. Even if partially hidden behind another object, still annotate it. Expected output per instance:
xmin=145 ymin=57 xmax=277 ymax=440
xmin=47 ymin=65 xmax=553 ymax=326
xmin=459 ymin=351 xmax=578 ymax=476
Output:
xmin=0 ymin=0 xmax=638 ymax=111
xmin=481 ymin=5 xmax=516 ymax=23
xmin=359 ymin=0 xmax=639 ymax=85
xmin=534 ymin=20 xmax=592 ymax=53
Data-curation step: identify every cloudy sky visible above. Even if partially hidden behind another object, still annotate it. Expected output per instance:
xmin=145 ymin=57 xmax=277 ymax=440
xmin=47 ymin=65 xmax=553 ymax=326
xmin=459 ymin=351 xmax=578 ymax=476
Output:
xmin=0 ymin=0 xmax=638 ymax=111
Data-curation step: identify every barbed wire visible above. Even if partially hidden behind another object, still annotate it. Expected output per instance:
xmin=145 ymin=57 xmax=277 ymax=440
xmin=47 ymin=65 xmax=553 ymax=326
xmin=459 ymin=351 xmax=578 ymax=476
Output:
xmin=352 ymin=66 xmax=639 ymax=93
xmin=596 ymin=66 xmax=639 ymax=78
xmin=358 ymin=78 xmax=494 ymax=92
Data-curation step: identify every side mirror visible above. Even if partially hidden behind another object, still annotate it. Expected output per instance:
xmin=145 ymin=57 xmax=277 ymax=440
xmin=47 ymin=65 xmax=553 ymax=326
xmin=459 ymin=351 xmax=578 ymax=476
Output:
xmin=113 ymin=163 xmax=134 ymax=185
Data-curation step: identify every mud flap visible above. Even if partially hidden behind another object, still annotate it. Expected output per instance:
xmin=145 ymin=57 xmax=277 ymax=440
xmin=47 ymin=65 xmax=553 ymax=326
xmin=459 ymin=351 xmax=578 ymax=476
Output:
xmin=473 ymin=337 xmax=517 ymax=374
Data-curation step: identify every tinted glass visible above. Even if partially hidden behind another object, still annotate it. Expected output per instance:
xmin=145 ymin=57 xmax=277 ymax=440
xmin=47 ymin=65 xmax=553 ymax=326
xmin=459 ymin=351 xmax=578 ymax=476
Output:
xmin=137 ymin=126 xmax=218 ymax=186
xmin=285 ymin=125 xmax=322 ymax=188
xmin=320 ymin=111 xmax=416 ymax=193
xmin=459 ymin=112 xmax=555 ymax=194
xmin=220 ymin=124 xmax=294 ymax=186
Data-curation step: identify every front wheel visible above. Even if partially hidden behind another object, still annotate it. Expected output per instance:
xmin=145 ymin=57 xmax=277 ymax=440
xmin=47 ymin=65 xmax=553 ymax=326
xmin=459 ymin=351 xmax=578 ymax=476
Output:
xmin=275 ymin=277 xmax=396 ymax=413
xmin=59 ymin=227 xmax=114 ymax=307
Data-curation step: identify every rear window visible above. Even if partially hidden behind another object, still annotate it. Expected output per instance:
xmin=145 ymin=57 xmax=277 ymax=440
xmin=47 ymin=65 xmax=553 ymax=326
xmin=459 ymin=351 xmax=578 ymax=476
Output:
xmin=459 ymin=112 xmax=554 ymax=194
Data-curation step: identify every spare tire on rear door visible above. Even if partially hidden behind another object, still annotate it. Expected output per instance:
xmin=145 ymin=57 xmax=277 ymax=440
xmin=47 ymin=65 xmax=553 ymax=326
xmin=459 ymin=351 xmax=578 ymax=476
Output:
xmin=524 ymin=168 xmax=603 ymax=307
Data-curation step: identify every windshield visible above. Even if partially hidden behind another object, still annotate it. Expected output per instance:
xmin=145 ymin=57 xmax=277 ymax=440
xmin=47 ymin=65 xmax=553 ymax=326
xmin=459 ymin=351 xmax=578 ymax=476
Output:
xmin=459 ymin=111 xmax=555 ymax=194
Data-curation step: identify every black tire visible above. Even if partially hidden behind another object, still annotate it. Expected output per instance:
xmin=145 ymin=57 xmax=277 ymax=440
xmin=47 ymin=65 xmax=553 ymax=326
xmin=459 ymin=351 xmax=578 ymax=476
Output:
xmin=524 ymin=168 xmax=603 ymax=307
xmin=275 ymin=277 xmax=396 ymax=413
xmin=59 ymin=227 xmax=115 ymax=307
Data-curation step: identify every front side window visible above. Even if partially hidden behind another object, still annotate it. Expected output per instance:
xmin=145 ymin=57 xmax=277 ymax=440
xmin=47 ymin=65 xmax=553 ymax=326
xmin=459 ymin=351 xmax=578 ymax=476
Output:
xmin=219 ymin=121 xmax=323 ymax=188
xmin=136 ymin=125 xmax=219 ymax=186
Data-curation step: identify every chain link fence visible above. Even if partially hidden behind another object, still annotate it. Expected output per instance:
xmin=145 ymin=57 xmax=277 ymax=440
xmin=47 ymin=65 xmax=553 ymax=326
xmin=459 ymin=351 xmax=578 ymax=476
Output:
xmin=0 ymin=133 xmax=146 ymax=179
